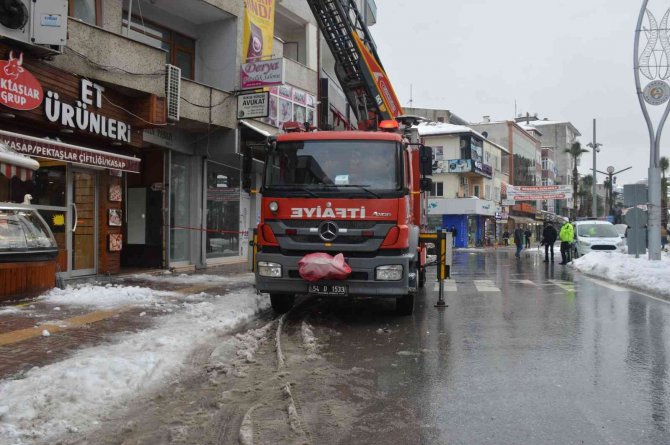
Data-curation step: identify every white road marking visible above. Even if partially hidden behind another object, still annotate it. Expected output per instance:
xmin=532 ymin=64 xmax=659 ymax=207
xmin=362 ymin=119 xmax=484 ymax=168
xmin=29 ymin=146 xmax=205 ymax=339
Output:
xmin=548 ymin=280 xmax=575 ymax=291
xmin=433 ymin=281 xmax=458 ymax=292
xmin=473 ymin=280 xmax=501 ymax=292
xmin=582 ymin=276 xmax=627 ymax=292
xmin=510 ymin=279 xmax=537 ymax=286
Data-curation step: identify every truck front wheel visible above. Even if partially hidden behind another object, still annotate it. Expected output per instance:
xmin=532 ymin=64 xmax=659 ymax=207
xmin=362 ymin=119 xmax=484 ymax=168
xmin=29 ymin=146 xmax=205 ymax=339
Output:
xmin=270 ymin=293 xmax=295 ymax=314
xmin=396 ymin=293 xmax=414 ymax=316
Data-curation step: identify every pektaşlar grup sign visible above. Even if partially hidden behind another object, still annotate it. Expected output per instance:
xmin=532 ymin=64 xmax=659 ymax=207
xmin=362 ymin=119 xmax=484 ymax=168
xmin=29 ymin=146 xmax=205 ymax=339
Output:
xmin=0 ymin=52 xmax=44 ymax=111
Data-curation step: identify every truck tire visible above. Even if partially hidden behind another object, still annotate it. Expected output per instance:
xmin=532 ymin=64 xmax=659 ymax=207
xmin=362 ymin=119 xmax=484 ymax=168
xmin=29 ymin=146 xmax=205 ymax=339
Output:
xmin=396 ymin=293 xmax=414 ymax=316
xmin=270 ymin=293 xmax=295 ymax=314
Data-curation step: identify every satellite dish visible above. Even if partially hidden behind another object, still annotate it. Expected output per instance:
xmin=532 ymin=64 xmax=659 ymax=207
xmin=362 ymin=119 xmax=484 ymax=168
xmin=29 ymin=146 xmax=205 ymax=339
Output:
xmin=0 ymin=0 xmax=29 ymax=30
xmin=482 ymin=131 xmax=489 ymax=138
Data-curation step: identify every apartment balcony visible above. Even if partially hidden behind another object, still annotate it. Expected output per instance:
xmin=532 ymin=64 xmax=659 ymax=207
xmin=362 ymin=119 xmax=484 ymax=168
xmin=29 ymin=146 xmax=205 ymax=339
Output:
xmin=365 ymin=0 xmax=378 ymax=26
xmin=50 ymin=19 xmax=166 ymax=97
xmin=283 ymin=57 xmax=318 ymax=95
xmin=428 ymin=197 xmax=497 ymax=217
xmin=180 ymin=80 xmax=236 ymax=130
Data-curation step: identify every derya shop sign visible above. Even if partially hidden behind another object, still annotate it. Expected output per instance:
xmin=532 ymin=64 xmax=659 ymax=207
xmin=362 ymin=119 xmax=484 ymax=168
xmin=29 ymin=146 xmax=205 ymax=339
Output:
xmin=45 ymin=78 xmax=132 ymax=143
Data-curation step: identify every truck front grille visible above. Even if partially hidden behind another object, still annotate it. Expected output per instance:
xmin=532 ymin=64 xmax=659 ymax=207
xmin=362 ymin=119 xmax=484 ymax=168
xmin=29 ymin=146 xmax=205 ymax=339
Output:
xmin=289 ymin=270 xmax=368 ymax=280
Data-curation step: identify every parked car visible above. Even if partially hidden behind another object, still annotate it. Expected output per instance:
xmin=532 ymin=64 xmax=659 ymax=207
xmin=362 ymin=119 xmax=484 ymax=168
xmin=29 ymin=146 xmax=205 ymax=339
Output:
xmin=573 ymin=220 xmax=625 ymax=258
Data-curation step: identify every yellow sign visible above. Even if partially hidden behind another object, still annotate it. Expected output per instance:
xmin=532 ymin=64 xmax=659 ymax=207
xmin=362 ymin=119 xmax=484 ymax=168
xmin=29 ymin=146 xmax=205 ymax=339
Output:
xmin=242 ymin=0 xmax=276 ymax=63
xmin=52 ymin=214 xmax=65 ymax=226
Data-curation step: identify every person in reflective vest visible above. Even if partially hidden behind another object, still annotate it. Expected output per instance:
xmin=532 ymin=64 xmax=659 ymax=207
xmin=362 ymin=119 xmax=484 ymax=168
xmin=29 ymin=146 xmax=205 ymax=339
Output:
xmin=559 ymin=220 xmax=574 ymax=265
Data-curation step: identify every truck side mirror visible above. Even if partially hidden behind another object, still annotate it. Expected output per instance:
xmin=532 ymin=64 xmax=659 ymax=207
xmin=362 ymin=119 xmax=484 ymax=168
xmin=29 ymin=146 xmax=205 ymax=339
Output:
xmin=420 ymin=177 xmax=433 ymax=192
xmin=419 ymin=145 xmax=433 ymax=176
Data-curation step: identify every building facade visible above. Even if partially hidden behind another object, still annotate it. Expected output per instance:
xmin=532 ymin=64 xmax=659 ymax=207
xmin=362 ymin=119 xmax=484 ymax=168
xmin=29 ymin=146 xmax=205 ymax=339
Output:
xmin=0 ymin=0 xmax=378 ymax=278
xmin=515 ymin=116 xmax=582 ymax=218
xmin=417 ymin=122 xmax=506 ymax=247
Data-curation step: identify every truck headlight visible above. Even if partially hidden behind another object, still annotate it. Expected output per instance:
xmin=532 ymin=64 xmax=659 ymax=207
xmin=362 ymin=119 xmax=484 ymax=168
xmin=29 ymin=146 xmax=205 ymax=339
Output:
xmin=579 ymin=239 xmax=591 ymax=247
xmin=268 ymin=201 xmax=279 ymax=212
xmin=375 ymin=265 xmax=403 ymax=281
xmin=258 ymin=261 xmax=282 ymax=277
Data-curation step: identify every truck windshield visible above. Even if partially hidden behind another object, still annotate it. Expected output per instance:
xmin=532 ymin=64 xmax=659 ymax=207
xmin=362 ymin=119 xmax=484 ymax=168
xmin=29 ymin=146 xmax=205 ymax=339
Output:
xmin=265 ymin=140 xmax=401 ymax=191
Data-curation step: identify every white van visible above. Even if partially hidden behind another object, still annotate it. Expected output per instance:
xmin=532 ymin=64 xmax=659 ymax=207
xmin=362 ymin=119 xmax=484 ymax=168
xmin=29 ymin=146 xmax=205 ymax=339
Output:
xmin=573 ymin=220 xmax=625 ymax=258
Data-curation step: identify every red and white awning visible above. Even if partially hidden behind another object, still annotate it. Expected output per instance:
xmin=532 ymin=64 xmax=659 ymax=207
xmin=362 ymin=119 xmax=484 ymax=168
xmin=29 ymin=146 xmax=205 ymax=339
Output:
xmin=0 ymin=162 xmax=34 ymax=181
xmin=0 ymin=141 xmax=40 ymax=181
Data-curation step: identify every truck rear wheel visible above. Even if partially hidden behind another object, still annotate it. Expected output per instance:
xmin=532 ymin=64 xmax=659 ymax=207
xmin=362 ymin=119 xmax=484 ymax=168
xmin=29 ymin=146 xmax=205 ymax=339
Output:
xmin=396 ymin=293 xmax=414 ymax=316
xmin=270 ymin=293 xmax=295 ymax=314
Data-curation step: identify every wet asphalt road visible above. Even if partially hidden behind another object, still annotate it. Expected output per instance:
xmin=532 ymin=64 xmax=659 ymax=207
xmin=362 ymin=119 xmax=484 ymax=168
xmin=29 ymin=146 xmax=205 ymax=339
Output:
xmin=314 ymin=247 xmax=670 ymax=445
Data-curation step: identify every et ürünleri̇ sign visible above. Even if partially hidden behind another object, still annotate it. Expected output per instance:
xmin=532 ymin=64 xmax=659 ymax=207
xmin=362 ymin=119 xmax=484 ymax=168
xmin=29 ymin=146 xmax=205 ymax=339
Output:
xmin=237 ymin=91 xmax=269 ymax=119
xmin=506 ymin=185 xmax=573 ymax=201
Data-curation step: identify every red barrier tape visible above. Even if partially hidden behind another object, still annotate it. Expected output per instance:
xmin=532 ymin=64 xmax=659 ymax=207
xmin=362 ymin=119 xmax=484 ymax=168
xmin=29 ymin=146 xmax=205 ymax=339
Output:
xmin=170 ymin=225 xmax=249 ymax=236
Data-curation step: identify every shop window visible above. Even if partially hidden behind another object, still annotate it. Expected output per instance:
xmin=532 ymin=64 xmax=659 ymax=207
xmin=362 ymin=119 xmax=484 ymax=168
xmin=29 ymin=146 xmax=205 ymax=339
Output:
xmin=206 ymin=162 xmax=241 ymax=259
xmin=122 ymin=13 xmax=196 ymax=80
xmin=430 ymin=181 xmax=443 ymax=197
xmin=69 ymin=0 xmax=102 ymax=26
xmin=0 ymin=164 xmax=66 ymax=206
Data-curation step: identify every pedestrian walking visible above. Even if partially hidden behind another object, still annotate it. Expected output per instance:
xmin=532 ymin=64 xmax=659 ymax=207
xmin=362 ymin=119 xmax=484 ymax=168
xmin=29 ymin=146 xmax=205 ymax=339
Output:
xmin=559 ymin=220 xmax=574 ymax=265
xmin=514 ymin=226 xmax=524 ymax=258
xmin=542 ymin=222 xmax=558 ymax=263
xmin=451 ymin=225 xmax=457 ymax=247
xmin=524 ymin=227 xmax=532 ymax=248
xmin=502 ymin=231 xmax=510 ymax=246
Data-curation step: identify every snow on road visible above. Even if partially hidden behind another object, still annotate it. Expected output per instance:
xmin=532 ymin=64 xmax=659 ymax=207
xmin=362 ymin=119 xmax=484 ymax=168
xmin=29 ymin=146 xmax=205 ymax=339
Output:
xmin=128 ymin=272 xmax=255 ymax=285
xmin=0 ymin=284 xmax=269 ymax=445
xmin=572 ymin=251 xmax=670 ymax=297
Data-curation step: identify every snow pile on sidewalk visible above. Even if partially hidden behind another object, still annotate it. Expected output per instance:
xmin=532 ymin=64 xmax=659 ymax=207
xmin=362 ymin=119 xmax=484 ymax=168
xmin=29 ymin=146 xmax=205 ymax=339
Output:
xmin=129 ymin=272 xmax=254 ymax=285
xmin=38 ymin=284 xmax=178 ymax=309
xmin=0 ymin=286 xmax=269 ymax=444
xmin=572 ymin=251 xmax=670 ymax=297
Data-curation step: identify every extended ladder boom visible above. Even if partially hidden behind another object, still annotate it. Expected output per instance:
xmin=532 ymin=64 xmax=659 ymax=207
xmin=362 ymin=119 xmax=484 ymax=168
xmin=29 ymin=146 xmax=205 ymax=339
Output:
xmin=307 ymin=0 xmax=404 ymax=129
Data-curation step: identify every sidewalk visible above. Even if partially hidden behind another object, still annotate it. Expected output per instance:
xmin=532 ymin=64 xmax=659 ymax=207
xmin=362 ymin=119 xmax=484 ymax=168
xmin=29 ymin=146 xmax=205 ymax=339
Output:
xmin=0 ymin=267 xmax=257 ymax=382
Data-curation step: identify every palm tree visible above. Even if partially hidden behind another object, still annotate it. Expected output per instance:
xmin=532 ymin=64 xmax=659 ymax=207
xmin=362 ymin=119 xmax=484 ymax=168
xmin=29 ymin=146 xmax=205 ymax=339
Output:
xmin=661 ymin=156 xmax=669 ymax=227
xmin=565 ymin=142 xmax=589 ymax=218
xmin=579 ymin=175 xmax=594 ymax=217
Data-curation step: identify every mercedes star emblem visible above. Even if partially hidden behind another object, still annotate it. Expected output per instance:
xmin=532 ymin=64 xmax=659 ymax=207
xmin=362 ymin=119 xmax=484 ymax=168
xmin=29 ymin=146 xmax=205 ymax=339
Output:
xmin=318 ymin=221 xmax=338 ymax=242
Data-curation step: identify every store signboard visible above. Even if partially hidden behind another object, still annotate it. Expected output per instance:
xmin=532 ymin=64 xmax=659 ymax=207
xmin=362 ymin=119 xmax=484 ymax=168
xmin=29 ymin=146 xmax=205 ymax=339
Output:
xmin=0 ymin=52 xmax=44 ymax=111
xmin=0 ymin=129 xmax=140 ymax=173
xmin=237 ymin=91 xmax=269 ymax=119
xmin=507 ymin=185 xmax=573 ymax=201
xmin=240 ymin=58 xmax=284 ymax=89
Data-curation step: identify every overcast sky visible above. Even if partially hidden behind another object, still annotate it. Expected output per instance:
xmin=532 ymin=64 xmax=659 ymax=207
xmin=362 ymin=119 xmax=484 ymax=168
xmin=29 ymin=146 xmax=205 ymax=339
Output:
xmin=369 ymin=0 xmax=666 ymax=186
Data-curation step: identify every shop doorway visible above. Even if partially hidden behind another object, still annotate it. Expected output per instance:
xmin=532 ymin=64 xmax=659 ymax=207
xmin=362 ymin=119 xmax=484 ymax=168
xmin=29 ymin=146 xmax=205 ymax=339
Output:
xmin=69 ymin=169 xmax=97 ymax=276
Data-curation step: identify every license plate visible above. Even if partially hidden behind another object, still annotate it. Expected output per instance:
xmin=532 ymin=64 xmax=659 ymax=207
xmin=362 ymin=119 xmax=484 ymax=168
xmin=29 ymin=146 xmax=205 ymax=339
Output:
xmin=308 ymin=283 xmax=348 ymax=296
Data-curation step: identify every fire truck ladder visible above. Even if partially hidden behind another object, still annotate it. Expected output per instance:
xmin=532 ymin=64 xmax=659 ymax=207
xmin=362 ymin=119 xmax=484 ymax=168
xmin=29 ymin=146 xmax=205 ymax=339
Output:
xmin=306 ymin=0 xmax=390 ymax=126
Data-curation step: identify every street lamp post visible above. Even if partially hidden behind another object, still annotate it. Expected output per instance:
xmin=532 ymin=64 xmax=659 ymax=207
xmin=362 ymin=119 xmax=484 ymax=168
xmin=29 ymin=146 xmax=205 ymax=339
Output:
xmin=586 ymin=119 xmax=601 ymax=219
xmin=594 ymin=165 xmax=633 ymax=217
xmin=634 ymin=0 xmax=668 ymax=260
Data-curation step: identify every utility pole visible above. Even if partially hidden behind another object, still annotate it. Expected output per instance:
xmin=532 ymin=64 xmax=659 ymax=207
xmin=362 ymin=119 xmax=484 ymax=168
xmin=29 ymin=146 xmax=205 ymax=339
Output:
xmin=587 ymin=119 xmax=601 ymax=219
xmin=593 ymin=165 xmax=633 ymax=217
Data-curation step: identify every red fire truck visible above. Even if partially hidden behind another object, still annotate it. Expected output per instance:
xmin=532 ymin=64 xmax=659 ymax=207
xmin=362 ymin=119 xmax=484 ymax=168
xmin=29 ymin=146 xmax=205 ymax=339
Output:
xmin=254 ymin=0 xmax=432 ymax=314
xmin=255 ymin=122 xmax=432 ymax=315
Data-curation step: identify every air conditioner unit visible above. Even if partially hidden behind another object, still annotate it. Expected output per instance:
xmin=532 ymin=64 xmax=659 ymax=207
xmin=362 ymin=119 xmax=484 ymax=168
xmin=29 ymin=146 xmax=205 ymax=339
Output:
xmin=0 ymin=0 xmax=67 ymax=54
xmin=165 ymin=64 xmax=181 ymax=122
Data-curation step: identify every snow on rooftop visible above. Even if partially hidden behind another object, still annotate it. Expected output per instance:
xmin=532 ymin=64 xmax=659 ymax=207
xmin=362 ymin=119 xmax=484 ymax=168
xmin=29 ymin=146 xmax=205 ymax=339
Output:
xmin=415 ymin=121 xmax=484 ymax=138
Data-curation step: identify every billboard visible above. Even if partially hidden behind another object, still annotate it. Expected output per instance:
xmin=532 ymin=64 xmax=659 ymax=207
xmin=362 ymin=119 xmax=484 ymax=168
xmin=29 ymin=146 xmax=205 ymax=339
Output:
xmin=242 ymin=0 xmax=276 ymax=63
xmin=506 ymin=185 xmax=573 ymax=201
